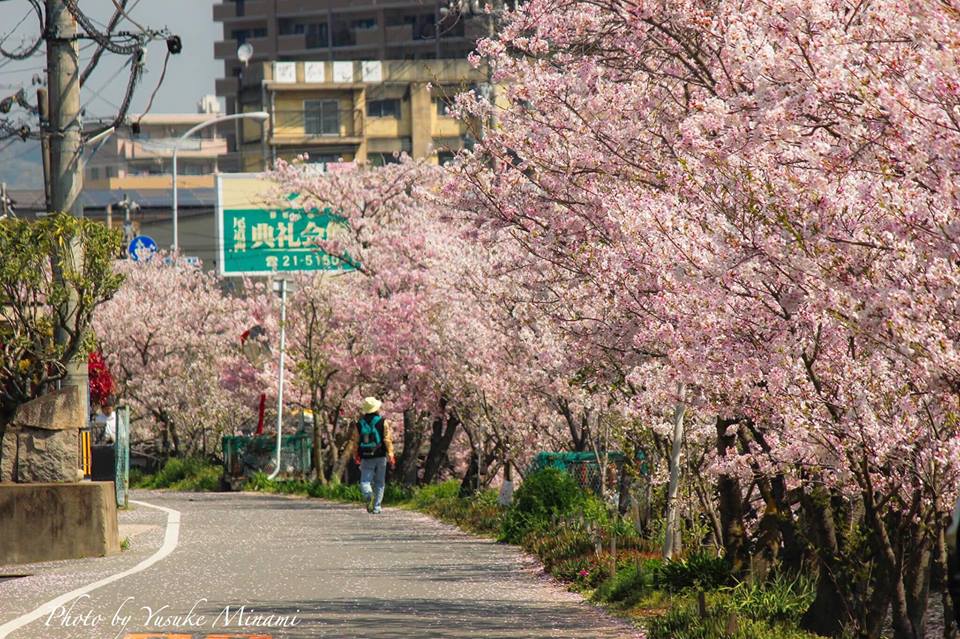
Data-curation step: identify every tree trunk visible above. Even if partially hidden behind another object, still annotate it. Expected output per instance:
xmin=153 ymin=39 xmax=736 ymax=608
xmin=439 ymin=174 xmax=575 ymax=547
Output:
xmin=935 ymin=522 xmax=958 ymax=639
xmin=459 ymin=449 xmax=481 ymax=498
xmin=310 ymin=399 xmax=326 ymax=484
xmin=800 ymin=488 xmax=855 ymax=637
xmin=397 ymin=409 xmax=424 ymax=486
xmin=865 ymin=542 xmax=894 ymax=639
xmin=662 ymin=396 xmax=685 ymax=560
xmin=770 ymin=474 xmax=804 ymax=573
xmin=715 ymin=417 xmax=749 ymax=575
xmin=903 ymin=524 xmax=933 ymax=639
xmin=421 ymin=408 xmax=460 ymax=485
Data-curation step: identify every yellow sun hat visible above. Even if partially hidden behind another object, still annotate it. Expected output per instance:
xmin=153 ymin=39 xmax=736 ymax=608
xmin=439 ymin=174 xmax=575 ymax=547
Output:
xmin=360 ymin=397 xmax=382 ymax=414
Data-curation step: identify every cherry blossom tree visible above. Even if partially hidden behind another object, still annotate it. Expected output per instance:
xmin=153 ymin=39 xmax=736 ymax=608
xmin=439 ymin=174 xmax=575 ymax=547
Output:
xmin=95 ymin=258 xmax=281 ymax=457
xmin=447 ymin=0 xmax=960 ymax=636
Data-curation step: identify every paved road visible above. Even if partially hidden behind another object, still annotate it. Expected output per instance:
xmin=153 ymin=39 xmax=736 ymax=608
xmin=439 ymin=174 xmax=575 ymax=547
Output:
xmin=0 ymin=491 xmax=641 ymax=639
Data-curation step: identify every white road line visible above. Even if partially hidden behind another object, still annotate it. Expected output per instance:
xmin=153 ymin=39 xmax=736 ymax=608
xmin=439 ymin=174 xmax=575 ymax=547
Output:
xmin=0 ymin=499 xmax=181 ymax=639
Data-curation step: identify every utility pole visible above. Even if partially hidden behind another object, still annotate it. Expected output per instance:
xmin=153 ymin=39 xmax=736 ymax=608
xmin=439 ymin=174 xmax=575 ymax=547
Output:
xmin=45 ymin=0 xmax=87 ymax=416
xmin=0 ymin=183 xmax=9 ymax=218
xmin=46 ymin=0 xmax=83 ymax=217
xmin=37 ymin=88 xmax=52 ymax=211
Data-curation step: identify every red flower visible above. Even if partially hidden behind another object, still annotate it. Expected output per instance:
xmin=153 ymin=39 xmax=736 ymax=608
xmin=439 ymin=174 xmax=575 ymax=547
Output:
xmin=88 ymin=351 xmax=114 ymax=406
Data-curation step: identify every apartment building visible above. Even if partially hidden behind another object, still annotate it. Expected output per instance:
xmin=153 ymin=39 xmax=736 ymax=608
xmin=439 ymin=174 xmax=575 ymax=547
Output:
xmin=213 ymin=0 xmax=490 ymax=167
xmin=228 ymin=58 xmax=486 ymax=170
xmin=84 ymin=96 xmax=230 ymax=191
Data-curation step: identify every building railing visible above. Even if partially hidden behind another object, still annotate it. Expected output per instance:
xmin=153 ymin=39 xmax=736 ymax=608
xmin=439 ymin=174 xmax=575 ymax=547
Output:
xmin=272 ymin=108 xmax=364 ymax=140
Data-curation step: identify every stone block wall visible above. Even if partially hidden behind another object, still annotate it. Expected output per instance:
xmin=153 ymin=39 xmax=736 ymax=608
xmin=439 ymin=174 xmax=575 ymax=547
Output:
xmin=0 ymin=386 xmax=85 ymax=483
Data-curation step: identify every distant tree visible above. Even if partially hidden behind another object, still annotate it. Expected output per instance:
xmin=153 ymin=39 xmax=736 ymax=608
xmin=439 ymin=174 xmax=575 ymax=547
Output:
xmin=0 ymin=213 xmax=123 ymax=434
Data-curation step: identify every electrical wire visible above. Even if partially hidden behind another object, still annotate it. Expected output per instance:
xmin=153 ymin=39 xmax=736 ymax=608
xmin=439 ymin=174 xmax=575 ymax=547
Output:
xmin=0 ymin=8 xmax=34 ymax=49
xmin=84 ymin=48 xmax=143 ymax=142
xmin=0 ymin=41 xmax=97 ymax=75
xmin=63 ymin=0 xmax=147 ymax=55
xmin=134 ymin=48 xmax=170 ymax=127
xmin=80 ymin=0 xmax=130 ymax=86
xmin=0 ymin=1 xmax=43 ymax=61
xmin=109 ymin=0 xmax=148 ymax=33
xmin=81 ymin=56 xmax=132 ymax=114
xmin=0 ymin=137 xmax=18 ymax=154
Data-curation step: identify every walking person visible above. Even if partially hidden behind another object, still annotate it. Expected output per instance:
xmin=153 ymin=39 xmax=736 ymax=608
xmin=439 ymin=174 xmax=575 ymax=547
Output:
xmin=348 ymin=397 xmax=395 ymax=514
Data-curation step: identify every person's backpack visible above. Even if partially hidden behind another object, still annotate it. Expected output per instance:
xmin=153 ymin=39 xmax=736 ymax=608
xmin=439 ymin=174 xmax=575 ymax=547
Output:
xmin=358 ymin=414 xmax=383 ymax=456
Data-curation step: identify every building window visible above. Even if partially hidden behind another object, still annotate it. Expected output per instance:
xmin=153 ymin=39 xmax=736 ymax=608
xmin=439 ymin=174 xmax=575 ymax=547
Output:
xmin=279 ymin=19 xmax=306 ymax=36
xmin=89 ymin=167 xmax=100 ymax=179
xmin=304 ymin=100 xmax=340 ymax=135
xmin=437 ymin=151 xmax=455 ymax=165
xmin=367 ymin=99 xmax=401 ymax=118
xmin=305 ymin=23 xmax=328 ymax=48
xmin=232 ymin=27 xmax=267 ymax=45
xmin=436 ymin=98 xmax=454 ymax=117
xmin=369 ymin=152 xmax=400 ymax=167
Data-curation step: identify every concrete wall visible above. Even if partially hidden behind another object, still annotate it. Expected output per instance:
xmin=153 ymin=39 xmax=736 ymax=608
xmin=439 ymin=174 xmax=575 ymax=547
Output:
xmin=0 ymin=482 xmax=120 ymax=565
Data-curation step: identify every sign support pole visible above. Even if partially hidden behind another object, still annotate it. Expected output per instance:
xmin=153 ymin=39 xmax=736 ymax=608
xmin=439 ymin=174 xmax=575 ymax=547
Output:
xmin=267 ymin=278 xmax=288 ymax=480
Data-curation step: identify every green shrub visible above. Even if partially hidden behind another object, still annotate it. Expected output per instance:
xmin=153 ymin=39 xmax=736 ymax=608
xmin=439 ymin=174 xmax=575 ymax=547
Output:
xmin=655 ymin=552 xmax=733 ymax=593
xmin=138 ymin=457 xmax=222 ymax=491
xmin=245 ymin=471 xmax=272 ymax=492
xmin=646 ymin=593 xmax=820 ymax=639
xmin=551 ymin=555 xmax=612 ymax=589
xmin=521 ymin=527 xmax=594 ymax=569
xmin=579 ymin=494 xmax=612 ymax=528
xmin=554 ymin=556 xmax=595 ymax=582
xmin=412 ymin=485 xmax=504 ymax=535
xmin=594 ymin=558 xmax=662 ymax=603
xmin=129 ymin=467 xmax=146 ymax=488
xmin=724 ymin=573 xmax=815 ymax=624
xmin=500 ymin=468 xmax=585 ymax=543
xmin=410 ymin=480 xmax=461 ymax=508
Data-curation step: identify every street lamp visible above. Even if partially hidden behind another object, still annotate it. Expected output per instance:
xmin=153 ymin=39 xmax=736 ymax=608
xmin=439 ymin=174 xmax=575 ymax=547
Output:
xmin=171 ymin=111 xmax=269 ymax=252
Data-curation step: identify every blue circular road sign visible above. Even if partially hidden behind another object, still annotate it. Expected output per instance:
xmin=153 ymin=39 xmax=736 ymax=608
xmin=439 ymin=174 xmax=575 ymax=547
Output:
xmin=128 ymin=235 xmax=158 ymax=262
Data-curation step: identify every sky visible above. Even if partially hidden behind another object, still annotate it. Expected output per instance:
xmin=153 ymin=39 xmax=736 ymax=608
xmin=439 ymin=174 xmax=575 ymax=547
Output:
xmin=0 ymin=0 xmax=223 ymax=116
xmin=0 ymin=0 xmax=223 ymax=187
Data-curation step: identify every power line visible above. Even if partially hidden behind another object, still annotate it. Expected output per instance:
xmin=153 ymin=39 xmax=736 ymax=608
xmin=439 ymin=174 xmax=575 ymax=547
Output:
xmin=0 ymin=1 xmax=43 ymax=61
xmin=0 ymin=8 xmax=35 ymax=49
xmin=81 ymin=57 xmax=132 ymax=114
xmin=0 ymin=41 xmax=98 ymax=75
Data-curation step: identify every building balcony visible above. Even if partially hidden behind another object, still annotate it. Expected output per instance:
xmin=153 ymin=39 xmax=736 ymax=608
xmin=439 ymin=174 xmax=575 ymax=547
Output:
xmin=277 ymin=33 xmax=308 ymax=51
xmin=214 ymin=36 xmax=275 ymax=61
xmin=216 ymin=77 xmax=239 ymax=97
xmin=271 ymin=109 xmax=364 ymax=145
xmin=213 ymin=0 xmax=272 ymax=22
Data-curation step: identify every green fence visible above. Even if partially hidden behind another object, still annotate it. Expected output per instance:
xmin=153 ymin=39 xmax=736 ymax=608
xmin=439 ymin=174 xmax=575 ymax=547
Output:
xmin=528 ymin=451 xmax=646 ymax=495
xmin=222 ymin=433 xmax=313 ymax=482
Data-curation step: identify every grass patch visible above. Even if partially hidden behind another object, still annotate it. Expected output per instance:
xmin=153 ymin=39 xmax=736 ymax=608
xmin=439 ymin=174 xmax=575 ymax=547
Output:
xmin=132 ymin=457 xmax=222 ymax=491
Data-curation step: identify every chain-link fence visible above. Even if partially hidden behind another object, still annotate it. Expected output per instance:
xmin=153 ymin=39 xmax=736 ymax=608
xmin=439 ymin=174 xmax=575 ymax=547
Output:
xmin=222 ymin=433 xmax=312 ymax=486
xmin=528 ymin=450 xmax=649 ymax=496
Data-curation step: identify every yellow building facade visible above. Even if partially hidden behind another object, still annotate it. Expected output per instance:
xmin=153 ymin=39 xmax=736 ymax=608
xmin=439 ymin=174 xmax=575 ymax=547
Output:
xmin=232 ymin=59 xmax=487 ymax=170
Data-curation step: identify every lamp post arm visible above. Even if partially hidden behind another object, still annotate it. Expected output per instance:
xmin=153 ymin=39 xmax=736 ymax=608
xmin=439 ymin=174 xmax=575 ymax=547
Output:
xmin=170 ymin=111 xmax=269 ymax=253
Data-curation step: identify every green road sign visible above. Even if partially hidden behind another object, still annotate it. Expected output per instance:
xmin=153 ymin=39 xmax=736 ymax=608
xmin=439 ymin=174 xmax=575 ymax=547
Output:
xmin=216 ymin=173 xmax=357 ymax=277
xmin=218 ymin=207 xmax=355 ymax=276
